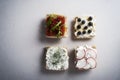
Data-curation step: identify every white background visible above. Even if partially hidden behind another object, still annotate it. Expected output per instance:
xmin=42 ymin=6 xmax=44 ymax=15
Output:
xmin=0 ymin=0 xmax=120 ymax=80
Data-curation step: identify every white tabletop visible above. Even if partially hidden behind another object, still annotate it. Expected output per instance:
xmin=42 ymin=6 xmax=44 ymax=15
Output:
xmin=0 ymin=0 xmax=120 ymax=80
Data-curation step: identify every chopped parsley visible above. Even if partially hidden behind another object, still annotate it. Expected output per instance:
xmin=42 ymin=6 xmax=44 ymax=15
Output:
xmin=51 ymin=21 xmax=61 ymax=31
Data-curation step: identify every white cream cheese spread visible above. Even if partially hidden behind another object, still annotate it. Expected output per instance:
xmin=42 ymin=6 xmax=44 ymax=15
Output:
xmin=46 ymin=47 xmax=69 ymax=70
xmin=74 ymin=16 xmax=96 ymax=39
xmin=75 ymin=45 xmax=97 ymax=70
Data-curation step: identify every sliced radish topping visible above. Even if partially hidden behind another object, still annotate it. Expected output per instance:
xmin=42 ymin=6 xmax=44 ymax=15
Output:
xmin=85 ymin=49 xmax=97 ymax=59
xmin=83 ymin=63 xmax=91 ymax=70
xmin=76 ymin=47 xmax=85 ymax=59
xmin=87 ymin=57 xmax=97 ymax=69
xmin=76 ymin=58 xmax=86 ymax=69
xmin=75 ymin=46 xmax=97 ymax=70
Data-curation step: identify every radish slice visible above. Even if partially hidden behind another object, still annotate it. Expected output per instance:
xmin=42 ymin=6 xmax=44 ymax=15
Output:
xmin=76 ymin=58 xmax=87 ymax=69
xmin=83 ymin=63 xmax=91 ymax=70
xmin=85 ymin=49 xmax=97 ymax=59
xmin=76 ymin=47 xmax=86 ymax=59
xmin=87 ymin=58 xmax=97 ymax=69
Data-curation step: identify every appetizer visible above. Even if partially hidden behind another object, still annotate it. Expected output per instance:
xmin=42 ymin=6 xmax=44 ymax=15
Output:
xmin=73 ymin=16 xmax=96 ymax=39
xmin=46 ymin=47 xmax=69 ymax=71
xmin=75 ymin=45 xmax=97 ymax=70
xmin=46 ymin=14 xmax=67 ymax=38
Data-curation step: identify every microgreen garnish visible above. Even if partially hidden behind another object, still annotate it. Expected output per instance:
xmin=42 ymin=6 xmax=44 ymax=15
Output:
xmin=47 ymin=18 xmax=52 ymax=26
xmin=52 ymin=50 xmax=61 ymax=65
xmin=51 ymin=21 xmax=61 ymax=31
xmin=56 ymin=30 xmax=62 ymax=38
xmin=47 ymin=14 xmax=57 ymax=27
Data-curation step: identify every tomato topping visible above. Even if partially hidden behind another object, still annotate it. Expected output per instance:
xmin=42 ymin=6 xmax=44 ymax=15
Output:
xmin=46 ymin=14 xmax=65 ymax=37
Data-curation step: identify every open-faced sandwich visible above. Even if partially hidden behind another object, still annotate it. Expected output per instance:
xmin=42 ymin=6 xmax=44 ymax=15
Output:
xmin=73 ymin=16 xmax=96 ymax=39
xmin=45 ymin=47 xmax=69 ymax=71
xmin=46 ymin=14 xmax=67 ymax=38
xmin=75 ymin=45 xmax=97 ymax=70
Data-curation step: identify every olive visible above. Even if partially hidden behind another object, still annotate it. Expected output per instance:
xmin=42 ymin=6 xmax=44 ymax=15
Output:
xmin=82 ymin=31 xmax=86 ymax=34
xmin=88 ymin=16 xmax=92 ymax=21
xmin=81 ymin=20 xmax=85 ymax=25
xmin=77 ymin=31 xmax=81 ymax=36
xmin=77 ymin=18 xmax=81 ymax=22
xmin=77 ymin=25 xmax=81 ymax=29
xmin=88 ymin=30 xmax=92 ymax=34
xmin=84 ymin=26 xmax=88 ymax=30
xmin=88 ymin=22 xmax=93 ymax=26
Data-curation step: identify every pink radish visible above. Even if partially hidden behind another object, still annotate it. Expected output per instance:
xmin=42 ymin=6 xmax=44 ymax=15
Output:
xmin=87 ymin=57 xmax=97 ymax=69
xmin=75 ymin=47 xmax=86 ymax=59
xmin=85 ymin=49 xmax=97 ymax=59
xmin=76 ymin=58 xmax=87 ymax=69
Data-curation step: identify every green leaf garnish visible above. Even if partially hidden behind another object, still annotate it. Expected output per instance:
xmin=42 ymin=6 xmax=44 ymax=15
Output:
xmin=52 ymin=50 xmax=61 ymax=65
xmin=47 ymin=14 xmax=57 ymax=27
xmin=56 ymin=30 xmax=62 ymax=38
xmin=48 ymin=14 xmax=57 ymax=19
xmin=47 ymin=18 xmax=52 ymax=26
xmin=51 ymin=21 xmax=61 ymax=31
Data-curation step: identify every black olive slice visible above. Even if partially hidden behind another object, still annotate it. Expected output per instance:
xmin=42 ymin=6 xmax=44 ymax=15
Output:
xmin=77 ymin=25 xmax=81 ymax=29
xmin=81 ymin=20 xmax=85 ymax=25
xmin=77 ymin=18 xmax=81 ymax=22
xmin=88 ymin=22 xmax=93 ymax=26
xmin=84 ymin=26 xmax=88 ymax=30
xmin=82 ymin=31 xmax=86 ymax=34
xmin=77 ymin=31 xmax=81 ymax=36
xmin=88 ymin=16 xmax=93 ymax=21
xmin=88 ymin=30 xmax=92 ymax=34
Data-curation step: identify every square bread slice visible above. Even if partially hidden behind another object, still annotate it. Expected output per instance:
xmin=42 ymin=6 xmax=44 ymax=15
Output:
xmin=45 ymin=14 xmax=67 ymax=38
xmin=75 ymin=45 xmax=97 ymax=70
xmin=73 ymin=16 xmax=96 ymax=39
xmin=45 ymin=47 xmax=69 ymax=71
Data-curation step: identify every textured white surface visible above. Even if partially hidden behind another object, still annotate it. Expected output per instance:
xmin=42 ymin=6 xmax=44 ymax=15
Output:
xmin=0 ymin=0 xmax=120 ymax=80
xmin=75 ymin=45 xmax=97 ymax=69
xmin=74 ymin=16 xmax=95 ymax=38
xmin=46 ymin=47 xmax=69 ymax=70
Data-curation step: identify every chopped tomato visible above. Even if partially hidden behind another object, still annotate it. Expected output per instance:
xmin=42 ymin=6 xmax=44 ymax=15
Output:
xmin=46 ymin=14 xmax=65 ymax=37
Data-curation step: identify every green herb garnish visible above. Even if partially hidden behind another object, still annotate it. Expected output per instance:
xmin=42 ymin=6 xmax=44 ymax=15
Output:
xmin=52 ymin=51 xmax=61 ymax=65
xmin=48 ymin=14 xmax=57 ymax=19
xmin=53 ymin=52 xmax=61 ymax=59
xmin=51 ymin=21 xmax=61 ymax=31
xmin=56 ymin=30 xmax=62 ymax=38
xmin=46 ymin=14 xmax=57 ymax=27
xmin=47 ymin=18 xmax=52 ymax=27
